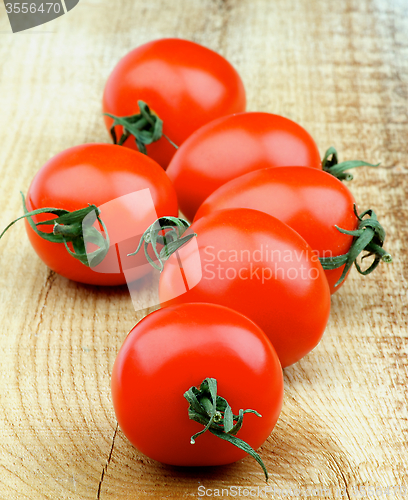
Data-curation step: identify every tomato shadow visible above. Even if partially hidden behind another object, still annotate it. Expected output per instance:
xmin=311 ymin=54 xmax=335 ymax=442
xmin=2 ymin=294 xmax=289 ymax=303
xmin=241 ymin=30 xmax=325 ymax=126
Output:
xmin=107 ymin=407 xmax=354 ymax=496
xmin=158 ymin=460 xmax=262 ymax=484
xmin=60 ymin=269 xmax=161 ymax=318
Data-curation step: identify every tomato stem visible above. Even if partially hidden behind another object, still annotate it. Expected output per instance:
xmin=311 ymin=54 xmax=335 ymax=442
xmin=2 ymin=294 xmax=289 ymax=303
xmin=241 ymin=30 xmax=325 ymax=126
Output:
xmin=184 ymin=377 xmax=269 ymax=482
xmin=319 ymin=205 xmax=392 ymax=286
xmin=322 ymin=147 xmax=380 ymax=181
xmin=0 ymin=192 xmax=109 ymax=267
xmin=105 ymin=100 xmax=179 ymax=155
xmin=128 ymin=216 xmax=196 ymax=271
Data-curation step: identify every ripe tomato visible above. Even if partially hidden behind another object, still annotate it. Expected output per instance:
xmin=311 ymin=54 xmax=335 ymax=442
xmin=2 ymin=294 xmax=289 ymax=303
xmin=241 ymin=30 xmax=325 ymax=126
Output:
xmin=111 ymin=302 xmax=283 ymax=472
xmin=194 ymin=167 xmax=358 ymax=294
xmin=22 ymin=144 xmax=178 ymax=285
xmin=157 ymin=209 xmax=331 ymax=368
xmin=166 ymin=112 xmax=321 ymax=220
xmin=103 ymin=38 xmax=246 ymax=169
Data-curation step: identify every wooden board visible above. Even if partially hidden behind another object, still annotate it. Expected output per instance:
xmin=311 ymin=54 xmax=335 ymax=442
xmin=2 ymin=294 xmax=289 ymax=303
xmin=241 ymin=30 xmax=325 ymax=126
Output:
xmin=0 ymin=0 xmax=407 ymax=498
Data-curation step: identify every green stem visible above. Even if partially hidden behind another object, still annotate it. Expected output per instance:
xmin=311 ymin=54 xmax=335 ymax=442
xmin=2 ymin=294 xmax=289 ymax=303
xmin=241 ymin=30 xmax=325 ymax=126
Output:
xmin=105 ymin=100 xmax=179 ymax=154
xmin=322 ymin=146 xmax=380 ymax=181
xmin=365 ymin=242 xmax=392 ymax=263
xmin=0 ymin=192 xmax=109 ymax=268
xmin=319 ymin=205 xmax=392 ymax=286
xmin=184 ymin=378 xmax=269 ymax=482
xmin=128 ymin=216 xmax=196 ymax=271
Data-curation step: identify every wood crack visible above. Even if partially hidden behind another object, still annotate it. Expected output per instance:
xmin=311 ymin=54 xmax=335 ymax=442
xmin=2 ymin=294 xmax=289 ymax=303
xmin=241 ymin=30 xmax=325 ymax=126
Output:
xmin=96 ymin=423 xmax=118 ymax=500
xmin=327 ymin=451 xmax=352 ymax=500
xmin=34 ymin=269 xmax=56 ymax=335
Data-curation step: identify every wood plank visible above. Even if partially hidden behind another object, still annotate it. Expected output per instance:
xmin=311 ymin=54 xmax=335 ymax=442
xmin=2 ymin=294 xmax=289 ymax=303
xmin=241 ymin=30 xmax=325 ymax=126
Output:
xmin=0 ymin=0 xmax=407 ymax=498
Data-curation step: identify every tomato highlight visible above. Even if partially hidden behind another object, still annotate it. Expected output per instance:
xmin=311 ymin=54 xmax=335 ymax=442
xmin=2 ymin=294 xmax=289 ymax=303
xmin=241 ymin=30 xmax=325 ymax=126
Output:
xmin=0 ymin=144 xmax=178 ymax=285
xmin=111 ymin=303 xmax=283 ymax=474
xmin=194 ymin=166 xmax=391 ymax=293
xmin=133 ymin=209 xmax=331 ymax=367
xmin=166 ymin=112 xmax=380 ymax=221
xmin=103 ymin=38 xmax=246 ymax=169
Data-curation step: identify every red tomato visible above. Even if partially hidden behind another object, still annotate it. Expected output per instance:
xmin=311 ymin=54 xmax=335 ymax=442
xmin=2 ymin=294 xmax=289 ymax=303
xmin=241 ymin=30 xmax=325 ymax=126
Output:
xmin=158 ymin=209 xmax=331 ymax=368
xmin=111 ymin=302 xmax=283 ymax=468
xmin=24 ymin=144 xmax=178 ymax=285
xmin=103 ymin=38 xmax=246 ymax=169
xmin=195 ymin=167 xmax=358 ymax=294
xmin=166 ymin=112 xmax=321 ymax=220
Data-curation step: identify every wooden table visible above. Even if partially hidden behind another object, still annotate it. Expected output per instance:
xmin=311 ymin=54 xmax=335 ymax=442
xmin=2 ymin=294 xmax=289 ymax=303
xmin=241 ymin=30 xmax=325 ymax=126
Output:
xmin=0 ymin=1 xmax=407 ymax=498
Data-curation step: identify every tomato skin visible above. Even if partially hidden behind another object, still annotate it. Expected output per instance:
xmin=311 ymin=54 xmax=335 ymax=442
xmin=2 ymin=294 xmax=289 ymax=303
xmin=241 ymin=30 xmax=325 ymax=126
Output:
xmin=195 ymin=167 xmax=358 ymax=293
xmin=159 ymin=209 xmax=331 ymax=368
xmin=24 ymin=143 xmax=178 ymax=285
xmin=103 ymin=38 xmax=246 ymax=169
xmin=166 ymin=112 xmax=322 ymax=220
xmin=111 ymin=302 xmax=283 ymax=466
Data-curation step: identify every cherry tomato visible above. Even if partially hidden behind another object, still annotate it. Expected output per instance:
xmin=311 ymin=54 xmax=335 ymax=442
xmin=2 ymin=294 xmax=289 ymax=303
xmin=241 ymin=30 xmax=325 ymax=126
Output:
xmin=103 ymin=38 xmax=246 ymax=169
xmin=195 ymin=166 xmax=358 ymax=294
xmin=166 ymin=112 xmax=321 ymax=220
xmin=158 ymin=209 xmax=331 ymax=368
xmin=111 ymin=302 xmax=283 ymax=469
xmin=23 ymin=143 xmax=178 ymax=285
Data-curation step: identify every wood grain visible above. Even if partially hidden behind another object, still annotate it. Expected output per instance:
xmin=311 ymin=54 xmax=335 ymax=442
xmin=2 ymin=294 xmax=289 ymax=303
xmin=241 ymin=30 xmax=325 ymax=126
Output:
xmin=0 ymin=0 xmax=407 ymax=498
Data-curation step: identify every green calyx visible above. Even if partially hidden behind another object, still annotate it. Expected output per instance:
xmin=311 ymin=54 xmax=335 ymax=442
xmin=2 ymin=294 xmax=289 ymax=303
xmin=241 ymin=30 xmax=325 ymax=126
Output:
xmin=128 ymin=216 xmax=196 ymax=272
xmin=322 ymin=146 xmax=380 ymax=181
xmin=184 ymin=378 xmax=269 ymax=482
xmin=0 ymin=192 xmax=109 ymax=267
xmin=319 ymin=205 xmax=392 ymax=287
xmin=105 ymin=100 xmax=178 ymax=154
